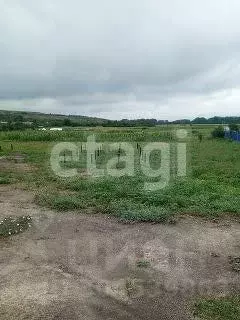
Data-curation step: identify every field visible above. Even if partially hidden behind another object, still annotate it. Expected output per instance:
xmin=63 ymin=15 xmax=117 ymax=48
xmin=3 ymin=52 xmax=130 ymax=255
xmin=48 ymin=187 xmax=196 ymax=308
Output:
xmin=0 ymin=124 xmax=239 ymax=319
xmin=1 ymin=125 xmax=240 ymax=220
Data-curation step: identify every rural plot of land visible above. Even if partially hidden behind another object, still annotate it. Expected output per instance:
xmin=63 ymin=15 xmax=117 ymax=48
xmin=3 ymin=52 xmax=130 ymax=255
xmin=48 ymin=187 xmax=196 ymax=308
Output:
xmin=0 ymin=126 xmax=240 ymax=319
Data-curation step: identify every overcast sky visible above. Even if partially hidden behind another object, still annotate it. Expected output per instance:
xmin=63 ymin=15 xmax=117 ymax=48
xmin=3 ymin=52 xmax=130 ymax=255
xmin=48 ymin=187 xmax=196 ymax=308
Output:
xmin=1 ymin=0 xmax=240 ymax=120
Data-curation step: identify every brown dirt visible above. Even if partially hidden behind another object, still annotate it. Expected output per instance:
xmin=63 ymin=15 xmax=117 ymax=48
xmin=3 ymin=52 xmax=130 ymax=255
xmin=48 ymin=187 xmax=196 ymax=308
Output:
xmin=0 ymin=156 xmax=35 ymax=173
xmin=0 ymin=185 xmax=239 ymax=320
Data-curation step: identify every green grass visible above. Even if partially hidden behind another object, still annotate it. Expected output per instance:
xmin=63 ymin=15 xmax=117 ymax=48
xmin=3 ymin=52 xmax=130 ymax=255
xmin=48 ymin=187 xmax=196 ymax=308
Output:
xmin=0 ymin=127 xmax=176 ymax=142
xmin=194 ymin=296 xmax=240 ymax=320
xmin=0 ymin=176 xmax=11 ymax=184
xmin=136 ymin=260 xmax=151 ymax=268
xmin=1 ymin=126 xmax=240 ymax=221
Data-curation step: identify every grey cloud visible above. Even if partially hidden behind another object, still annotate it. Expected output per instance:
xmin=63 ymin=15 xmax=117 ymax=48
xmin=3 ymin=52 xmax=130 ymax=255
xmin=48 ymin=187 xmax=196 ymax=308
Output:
xmin=1 ymin=0 xmax=240 ymax=119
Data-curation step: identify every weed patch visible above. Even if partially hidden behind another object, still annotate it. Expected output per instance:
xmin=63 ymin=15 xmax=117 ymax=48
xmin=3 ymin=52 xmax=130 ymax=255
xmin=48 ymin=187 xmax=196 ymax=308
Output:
xmin=0 ymin=216 xmax=32 ymax=238
xmin=194 ymin=296 xmax=240 ymax=320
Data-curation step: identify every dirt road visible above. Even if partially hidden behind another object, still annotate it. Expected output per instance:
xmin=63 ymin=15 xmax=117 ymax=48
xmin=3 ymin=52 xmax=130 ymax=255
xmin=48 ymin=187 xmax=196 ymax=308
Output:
xmin=0 ymin=185 xmax=239 ymax=319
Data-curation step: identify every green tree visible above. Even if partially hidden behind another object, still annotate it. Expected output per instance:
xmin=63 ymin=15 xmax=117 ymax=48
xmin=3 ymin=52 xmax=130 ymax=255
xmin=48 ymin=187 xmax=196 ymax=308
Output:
xmin=211 ymin=126 xmax=225 ymax=138
xmin=229 ymin=123 xmax=239 ymax=131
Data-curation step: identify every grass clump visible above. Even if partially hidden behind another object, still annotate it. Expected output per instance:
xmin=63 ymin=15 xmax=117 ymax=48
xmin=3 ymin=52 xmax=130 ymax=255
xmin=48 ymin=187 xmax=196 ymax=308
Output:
xmin=0 ymin=216 xmax=32 ymax=238
xmin=0 ymin=176 xmax=11 ymax=184
xmin=136 ymin=259 xmax=151 ymax=268
xmin=35 ymin=193 xmax=92 ymax=211
xmin=109 ymin=199 xmax=173 ymax=223
xmin=194 ymin=296 xmax=240 ymax=320
xmin=36 ymin=191 xmax=173 ymax=223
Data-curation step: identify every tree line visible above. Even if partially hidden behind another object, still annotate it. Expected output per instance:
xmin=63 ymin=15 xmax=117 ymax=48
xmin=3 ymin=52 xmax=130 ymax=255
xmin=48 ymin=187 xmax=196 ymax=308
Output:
xmin=0 ymin=110 xmax=240 ymax=131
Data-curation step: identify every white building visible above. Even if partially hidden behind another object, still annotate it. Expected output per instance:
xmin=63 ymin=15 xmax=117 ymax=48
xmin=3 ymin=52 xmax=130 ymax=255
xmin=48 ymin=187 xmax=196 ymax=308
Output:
xmin=50 ymin=128 xmax=63 ymax=131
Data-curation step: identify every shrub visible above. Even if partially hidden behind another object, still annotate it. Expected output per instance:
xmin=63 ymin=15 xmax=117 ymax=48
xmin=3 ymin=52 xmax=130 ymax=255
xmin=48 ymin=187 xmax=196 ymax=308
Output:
xmin=211 ymin=126 xmax=225 ymax=138
xmin=229 ymin=123 xmax=239 ymax=132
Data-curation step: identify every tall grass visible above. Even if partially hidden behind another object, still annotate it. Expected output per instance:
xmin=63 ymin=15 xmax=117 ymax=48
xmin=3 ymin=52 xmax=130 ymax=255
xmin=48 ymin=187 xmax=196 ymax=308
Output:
xmin=0 ymin=128 xmax=177 ymax=142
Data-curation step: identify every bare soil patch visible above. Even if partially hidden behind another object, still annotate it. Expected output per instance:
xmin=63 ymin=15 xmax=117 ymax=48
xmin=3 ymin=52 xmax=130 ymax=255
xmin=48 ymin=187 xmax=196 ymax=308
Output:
xmin=0 ymin=186 xmax=239 ymax=320
xmin=0 ymin=155 xmax=35 ymax=173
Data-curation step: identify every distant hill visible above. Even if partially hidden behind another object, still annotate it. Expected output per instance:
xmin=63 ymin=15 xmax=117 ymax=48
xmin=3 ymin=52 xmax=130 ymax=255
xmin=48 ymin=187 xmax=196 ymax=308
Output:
xmin=0 ymin=110 xmax=109 ymax=130
xmin=0 ymin=109 xmax=240 ymax=131
xmin=0 ymin=109 xmax=108 ymax=124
